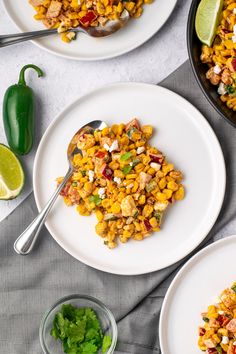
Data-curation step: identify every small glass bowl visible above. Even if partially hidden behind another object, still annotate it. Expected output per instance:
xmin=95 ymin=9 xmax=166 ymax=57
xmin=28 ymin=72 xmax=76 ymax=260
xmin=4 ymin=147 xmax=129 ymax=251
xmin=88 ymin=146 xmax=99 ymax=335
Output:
xmin=39 ymin=294 xmax=117 ymax=354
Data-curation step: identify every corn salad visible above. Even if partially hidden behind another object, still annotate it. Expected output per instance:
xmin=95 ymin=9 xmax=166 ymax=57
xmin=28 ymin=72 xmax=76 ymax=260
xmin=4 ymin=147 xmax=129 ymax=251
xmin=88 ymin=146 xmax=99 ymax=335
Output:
xmin=200 ymin=0 xmax=236 ymax=111
xmin=58 ymin=118 xmax=184 ymax=249
xmin=198 ymin=282 xmax=236 ymax=354
xmin=29 ymin=0 xmax=153 ymax=43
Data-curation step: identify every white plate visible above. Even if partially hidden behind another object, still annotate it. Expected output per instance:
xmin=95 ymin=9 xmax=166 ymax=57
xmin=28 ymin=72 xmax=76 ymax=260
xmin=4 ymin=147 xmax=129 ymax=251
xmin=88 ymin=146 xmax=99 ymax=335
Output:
xmin=33 ymin=83 xmax=226 ymax=275
xmin=3 ymin=0 xmax=176 ymax=61
xmin=159 ymin=235 xmax=236 ymax=354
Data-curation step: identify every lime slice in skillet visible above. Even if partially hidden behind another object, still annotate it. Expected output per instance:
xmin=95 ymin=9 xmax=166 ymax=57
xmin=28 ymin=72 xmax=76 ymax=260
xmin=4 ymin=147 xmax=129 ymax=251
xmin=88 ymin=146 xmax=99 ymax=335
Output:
xmin=0 ymin=144 xmax=24 ymax=200
xmin=195 ymin=0 xmax=224 ymax=47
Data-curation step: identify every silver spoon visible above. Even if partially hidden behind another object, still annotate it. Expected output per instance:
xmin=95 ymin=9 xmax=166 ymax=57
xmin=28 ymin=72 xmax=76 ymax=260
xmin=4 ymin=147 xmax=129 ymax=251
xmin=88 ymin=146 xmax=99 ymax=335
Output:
xmin=14 ymin=120 xmax=107 ymax=255
xmin=0 ymin=10 xmax=129 ymax=48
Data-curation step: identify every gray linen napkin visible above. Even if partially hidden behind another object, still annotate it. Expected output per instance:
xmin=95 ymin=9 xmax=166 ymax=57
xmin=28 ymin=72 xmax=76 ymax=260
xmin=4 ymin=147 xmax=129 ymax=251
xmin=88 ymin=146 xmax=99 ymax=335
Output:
xmin=0 ymin=60 xmax=236 ymax=354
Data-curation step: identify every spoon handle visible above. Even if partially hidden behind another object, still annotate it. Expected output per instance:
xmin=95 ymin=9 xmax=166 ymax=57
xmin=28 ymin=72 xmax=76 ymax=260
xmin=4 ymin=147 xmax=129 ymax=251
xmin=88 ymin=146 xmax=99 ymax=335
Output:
xmin=0 ymin=28 xmax=58 ymax=48
xmin=14 ymin=168 xmax=73 ymax=255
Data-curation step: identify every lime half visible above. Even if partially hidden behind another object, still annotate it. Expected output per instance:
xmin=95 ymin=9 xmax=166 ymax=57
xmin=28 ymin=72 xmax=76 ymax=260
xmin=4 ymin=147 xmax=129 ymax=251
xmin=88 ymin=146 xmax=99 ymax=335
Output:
xmin=195 ymin=0 xmax=224 ymax=47
xmin=0 ymin=144 xmax=24 ymax=200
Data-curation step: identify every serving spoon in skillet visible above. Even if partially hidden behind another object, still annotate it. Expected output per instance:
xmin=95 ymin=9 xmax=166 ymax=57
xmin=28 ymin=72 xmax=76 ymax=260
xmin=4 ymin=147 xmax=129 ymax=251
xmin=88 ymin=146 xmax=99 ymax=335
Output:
xmin=0 ymin=9 xmax=129 ymax=48
xmin=14 ymin=120 xmax=107 ymax=255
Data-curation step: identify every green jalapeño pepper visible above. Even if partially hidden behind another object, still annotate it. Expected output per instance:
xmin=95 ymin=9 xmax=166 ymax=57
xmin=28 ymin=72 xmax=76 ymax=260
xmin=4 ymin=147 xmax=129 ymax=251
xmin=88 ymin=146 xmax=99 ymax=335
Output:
xmin=3 ymin=64 xmax=43 ymax=155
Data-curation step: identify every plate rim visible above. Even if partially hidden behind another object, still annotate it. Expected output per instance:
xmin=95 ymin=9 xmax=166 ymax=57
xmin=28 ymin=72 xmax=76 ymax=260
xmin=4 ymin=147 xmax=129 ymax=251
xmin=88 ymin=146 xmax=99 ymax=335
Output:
xmin=159 ymin=234 xmax=236 ymax=354
xmin=33 ymin=82 xmax=226 ymax=275
xmin=2 ymin=0 xmax=177 ymax=61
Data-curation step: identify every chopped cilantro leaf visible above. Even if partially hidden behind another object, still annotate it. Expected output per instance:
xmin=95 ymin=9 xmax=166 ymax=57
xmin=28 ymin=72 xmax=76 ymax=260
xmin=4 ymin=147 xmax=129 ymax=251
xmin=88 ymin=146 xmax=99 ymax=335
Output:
xmin=89 ymin=195 xmax=102 ymax=206
xmin=154 ymin=211 xmax=163 ymax=224
xmin=132 ymin=159 xmax=140 ymax=167
xmin=122 ymin=165 xmax=132 ymax=175
xmin=225 ymin=85 xmax=235 ymax=94
xmin=202 ymin=317 xmax=209 ymax=322
xmin=120 ymin=152 xmax=132 ymax=161
xmin=231 ymin=285 xmax=236 ymax=293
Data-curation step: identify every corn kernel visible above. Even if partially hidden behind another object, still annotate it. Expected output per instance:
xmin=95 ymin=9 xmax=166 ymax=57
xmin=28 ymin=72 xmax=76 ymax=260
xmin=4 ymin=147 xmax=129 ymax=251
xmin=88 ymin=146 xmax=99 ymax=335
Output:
xmin=174 ymin=186 xmax=185 ymax=200
xmin=138 ymin=195 xmax=146 ymax=205
xmin=149 ymin=217 xmax=158 ymax=228
xmin=111 ymin=202 xmax=121 ymax=214
xmin=142 ymin=204 xmax=153 ymax=217
xmin=156 ymin=192 xmax=168 ymax=202
xmin=96 ymin=210 xmax=104 ymax=222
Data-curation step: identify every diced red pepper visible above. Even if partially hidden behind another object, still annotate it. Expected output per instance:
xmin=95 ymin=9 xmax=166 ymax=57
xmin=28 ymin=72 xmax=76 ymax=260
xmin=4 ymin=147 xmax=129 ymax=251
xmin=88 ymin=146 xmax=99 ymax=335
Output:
xmin=125 ymin=118 xmax=140 ymax=132
xmin=206 ymin=349 xmax=217 ymax=354
xmin=101 ymin=164 xmax=113 ymax=180
xmin=95 ymin=151 xmax=107 ymax=159
xmin=80 ymin=11 xmax=97 ymax=27
xmin=60 ymin=184 xmax=70 ymax=197
xmin=149 ymin=153 xmax=164 ymax=164
xmin=198 ymin=327 xmax=206 ymax=336
xmin=144 ymin=219 xmax=152 ymax=231
xmin=232 ymin=58 xmax=236 ymax=72
xmin=218 ymin=314 xmax=231 ymax=327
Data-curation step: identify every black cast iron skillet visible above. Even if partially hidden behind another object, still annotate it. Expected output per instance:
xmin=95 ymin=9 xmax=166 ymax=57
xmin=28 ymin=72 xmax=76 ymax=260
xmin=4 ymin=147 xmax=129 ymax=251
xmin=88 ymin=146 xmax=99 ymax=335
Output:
xmin=187 ymin=0 xmax=236 ymax=128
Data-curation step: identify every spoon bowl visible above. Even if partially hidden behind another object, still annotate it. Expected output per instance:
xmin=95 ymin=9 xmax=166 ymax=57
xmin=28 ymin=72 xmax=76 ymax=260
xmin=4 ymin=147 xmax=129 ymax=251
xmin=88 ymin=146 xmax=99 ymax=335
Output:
xmin=14 ymin=120 xmax=107 ymax=255
xmin=0 ymin=10 xmax=129 ymax=47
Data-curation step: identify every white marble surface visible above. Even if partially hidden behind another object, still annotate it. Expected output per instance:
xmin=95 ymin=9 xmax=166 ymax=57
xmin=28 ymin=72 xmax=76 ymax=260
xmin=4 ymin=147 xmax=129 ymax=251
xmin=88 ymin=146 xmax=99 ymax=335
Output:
xmin=0 ymin=0 xmax=190 ymax=222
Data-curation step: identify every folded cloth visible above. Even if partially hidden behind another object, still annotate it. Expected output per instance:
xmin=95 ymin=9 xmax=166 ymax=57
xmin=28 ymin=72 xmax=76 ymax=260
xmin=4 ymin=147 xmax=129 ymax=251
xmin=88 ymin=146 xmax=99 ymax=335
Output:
xmin=0 ymin=61 xmax=236 ymax=354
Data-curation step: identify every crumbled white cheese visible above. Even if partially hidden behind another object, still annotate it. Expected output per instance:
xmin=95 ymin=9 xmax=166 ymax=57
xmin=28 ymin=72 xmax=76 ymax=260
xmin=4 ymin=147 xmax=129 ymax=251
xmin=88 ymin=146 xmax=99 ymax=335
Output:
xmin=57 ymin=22 xmax=67 ymax=33
xmin=222 ymin=336 xmax=229 ymax=345
xmin=154 ymin=201 xmax=168 ymax=211
xmin=86 ymin=0 xmax=93 ymax=8
xmin=233 ymin=341 xmax=236 ymax=346
xmin=88 ymin=170 xmax=94 ymax=182
xmin=126 ymin=217 xmax=133 ymax=224
xmin=98 ymin=188 xmax=106 ymax=199
xmin=112 ymin=153 xmax=120 ymax=160
xmin=218 ymin=82 xmax=226 ymax=95
xmin=66 ymin=32 xmax=76 ymax=41
xmin=109 ymin=140 xmax=119 ymax=152
xmin=137 ymin=146 xmax=145 ymax=154
xmin=103 ymin=143 xmax=110 ymax=151
xmin=218 ymin=310 xmax=224 ymax=315
xmin=213 ymin=65 xmax=221 ymax=74
xmin=114 ymin=177 xmax=121 ymax=184
xmin=234 ymin=8 xmax=236 ymax=14
xmin=233 ymin=35 xmax=236 ymax=43
xmin=150 ymin=162 xmax=161 ymax=171
xmin=234 ymin=24 xmax=236 ymax=35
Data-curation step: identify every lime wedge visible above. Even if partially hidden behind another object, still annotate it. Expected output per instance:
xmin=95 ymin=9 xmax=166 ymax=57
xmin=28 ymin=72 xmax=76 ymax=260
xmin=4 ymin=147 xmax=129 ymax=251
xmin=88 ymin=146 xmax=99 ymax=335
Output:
xmin=0 ymin=144 xmax=24 ymax=200
xmin=195 ymin=0 xmax=224 ymax=47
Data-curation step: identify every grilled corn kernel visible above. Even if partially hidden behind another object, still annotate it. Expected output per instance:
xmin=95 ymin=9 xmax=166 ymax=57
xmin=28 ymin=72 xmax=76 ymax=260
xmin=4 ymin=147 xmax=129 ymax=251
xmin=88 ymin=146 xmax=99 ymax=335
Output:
xmin=142 ymin=204 xmax=153 ymax=217
xmin=138 ymin=195 xmax=146 ymax=205
xmin=111 ymin=202 xmax=121 ymax=214
xmin=156 ymin=192 xmax=168 ymax=202
xmin=149 ymin=217 xmax=158 ymax=228
xmin=95 ymin=221 xmax=107 ymax=235
xmin=174 ymin=186 xmax=185 ymax=200
xmin=96 ymin=210 xmax=104 ymax=222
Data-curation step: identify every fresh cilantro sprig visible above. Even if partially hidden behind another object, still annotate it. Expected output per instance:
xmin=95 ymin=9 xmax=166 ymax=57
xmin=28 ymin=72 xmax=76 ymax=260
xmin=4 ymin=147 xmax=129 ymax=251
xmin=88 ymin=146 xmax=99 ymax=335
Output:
xmin=51 ymin=304 xmax=112 ymax=354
